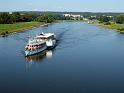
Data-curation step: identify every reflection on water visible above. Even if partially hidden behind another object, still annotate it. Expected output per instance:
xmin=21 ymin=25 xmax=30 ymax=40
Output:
xmin=46 ymin=50 xmax=53 ymax=58
xmin=25 ymin=50 xmax=53 ymax=62
xmin=25 ymin=50 xmax=53 ymax=70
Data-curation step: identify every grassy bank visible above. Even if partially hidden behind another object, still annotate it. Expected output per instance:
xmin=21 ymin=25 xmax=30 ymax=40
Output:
xmin=0 ymin=22 xmax=46 ymax=36
xmin=103 ymin=24 xmax=124 ymax=33
xmin=90 ymin=21 xmax=124 ymax=34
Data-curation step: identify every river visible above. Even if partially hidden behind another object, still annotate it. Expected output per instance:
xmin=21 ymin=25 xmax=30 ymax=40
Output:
xmin=1 ymin=22 xmax=124 ymax=93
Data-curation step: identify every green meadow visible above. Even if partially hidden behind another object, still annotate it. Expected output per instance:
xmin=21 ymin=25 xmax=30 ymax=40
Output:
xmin=0 ymin=22 xmax=46 ymax=35
xmin=99 ymin=23 xmax=124 ymax=34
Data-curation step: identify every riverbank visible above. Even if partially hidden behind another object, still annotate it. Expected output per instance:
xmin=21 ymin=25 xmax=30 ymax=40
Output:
xmin=90 ymin=21 xmax=124 ymax=34
xmin=0 ymin=22 xmax=47 ymax=36
xmin=101 ymin=23 xmax=124 ymax=34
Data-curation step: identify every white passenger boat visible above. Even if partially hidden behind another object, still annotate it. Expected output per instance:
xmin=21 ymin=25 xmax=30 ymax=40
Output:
xmin=25 ymin=32 xmax=56 ymax=56
xmin=36 ymin=32 xmax=56 ymax=48
xmin=25 ymin=38 xmax=47 ymax=56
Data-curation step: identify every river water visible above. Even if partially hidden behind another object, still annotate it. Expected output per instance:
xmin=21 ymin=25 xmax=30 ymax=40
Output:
xmin=1 ymin=22 xmax=124 ymax=93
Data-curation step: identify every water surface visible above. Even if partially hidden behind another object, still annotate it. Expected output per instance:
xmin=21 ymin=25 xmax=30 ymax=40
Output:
xmin=1 ymin=22 xmax=124 ymax=93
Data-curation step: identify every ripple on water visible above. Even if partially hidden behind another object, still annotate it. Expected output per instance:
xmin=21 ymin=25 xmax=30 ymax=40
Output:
xmin=1 ymin=22 xmax=124 ymax=93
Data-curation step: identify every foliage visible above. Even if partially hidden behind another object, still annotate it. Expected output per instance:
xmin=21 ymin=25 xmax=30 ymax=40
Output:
xmin=103 ymin=23 xmax=124 ymax=32
xmin=115 ymin=15 xmax=124 ymax=24
xmin=37 ymin=14 xmax=55 ymax=23
xmin=104 ymin=22 xmax=111 ymax=25
xmin=0 ymin=12 xmax=37 ymax=24
xmin=0 ymin=13 xmax=12 ymax=24
xmin=0 ymin=12 xmax=69 ymax=24
xmin=97 ymin=16 xmax=110 ymax=22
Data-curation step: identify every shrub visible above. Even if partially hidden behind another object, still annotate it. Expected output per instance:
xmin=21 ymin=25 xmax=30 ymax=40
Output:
xmin=117 ymin=28 xmax=124 ymax=31
xmin=1 ymin=32 xmax=6 ymax=35
xmin=104 ymin=22 xmax=111 ymax=25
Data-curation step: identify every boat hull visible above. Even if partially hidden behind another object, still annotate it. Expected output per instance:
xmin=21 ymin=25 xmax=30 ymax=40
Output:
xmin=25 ymin=46 xmax=47 ymax=56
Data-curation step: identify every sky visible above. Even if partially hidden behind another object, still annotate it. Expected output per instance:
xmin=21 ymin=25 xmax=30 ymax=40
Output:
xmin=0 ymin=0 xmax=124 ymax=12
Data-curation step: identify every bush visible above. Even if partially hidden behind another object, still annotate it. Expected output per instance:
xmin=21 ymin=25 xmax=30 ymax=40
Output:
xmin=5 ymin=31 xmax=8 ymax=34
xmin=104 ymin=22 xmax=111 ymax=25
xmin=117 ymin=28 xmax=124 ymax=31
xmin=1 ymin=32 xmax=6 ymax=35
xmin=115 ymin=15 xmax=124 ymax=24
xmin=37 ymin=14 xmax=55 ymax=23
xmin=0 ymin=31 xmax=9 ymax=36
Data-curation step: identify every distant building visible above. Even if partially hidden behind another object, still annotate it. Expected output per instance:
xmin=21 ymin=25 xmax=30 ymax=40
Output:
xmin=9 ymin=12 xmax=13 ymax=14
xmin=107 ymin=16 xmax=113 ymax=18
xmin=63 ymin=14 xmax=83 ymax=20
xmin=63 ymin=14 xmax=71 ymax=17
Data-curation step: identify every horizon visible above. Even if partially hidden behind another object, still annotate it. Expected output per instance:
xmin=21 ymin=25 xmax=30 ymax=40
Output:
xmin=0 ymin=11 xmax=124 ymax=13
xmin=0 ymin=0 xmax=124 ymax=12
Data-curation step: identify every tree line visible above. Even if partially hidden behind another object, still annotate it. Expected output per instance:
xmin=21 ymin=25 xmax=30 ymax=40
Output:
xmin=1 ymin=12 xmax=124 ymax=24
xmin=91 ymin=15 xmax=124 ymax=24
xmin=0 ymin=12 xmax=35 ymax=24
xmin=0 ymin=12 xmax=69 ymax=24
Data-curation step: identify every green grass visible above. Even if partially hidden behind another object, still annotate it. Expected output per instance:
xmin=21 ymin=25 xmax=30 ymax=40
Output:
xmin=0 ymin=22 xmax=46 ymax=35
xmin=91 ymin=21 xmax=124 ymax=34
xmin=100 ymin=23 xmax=124 ymax=33
xmin=105 ymin=24 xmax=124 ymax=30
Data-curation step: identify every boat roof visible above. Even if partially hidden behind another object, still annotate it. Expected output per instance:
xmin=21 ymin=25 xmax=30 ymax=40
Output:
xmin=27 ymin=38 xmax=45 ymax=45
xmin=26 ymin=32 xmax=55 ymax=45
xmin=36 ymin=33 xmax=55 ymax=39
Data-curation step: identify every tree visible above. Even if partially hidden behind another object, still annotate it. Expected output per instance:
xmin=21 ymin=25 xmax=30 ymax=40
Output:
xmin=11 ymin=12 xmax=21 ymax=22
xmin=98 ymin=16 xmax=110 ymax=23
xmin=115 ymin=15 xmax=124 ymax=24
xmin=19 ymin=14 xmax=33 ymax=22
xmin=0 ymin=13 xmax=12 ymax=24
xmin=37 ymin=14 xmax=55 ymax=23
